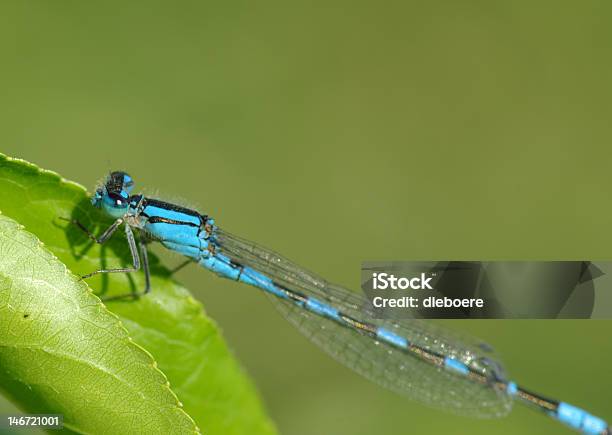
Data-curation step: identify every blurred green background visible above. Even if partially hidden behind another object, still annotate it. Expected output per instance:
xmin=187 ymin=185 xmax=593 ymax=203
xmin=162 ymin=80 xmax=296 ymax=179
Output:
xmin=1 ymin=1 xmax=611 ymax=434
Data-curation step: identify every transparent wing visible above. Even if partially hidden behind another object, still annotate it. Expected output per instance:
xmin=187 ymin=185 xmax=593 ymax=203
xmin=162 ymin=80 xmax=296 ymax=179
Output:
xmin=214 ymin=229 xmax=513 ymax=418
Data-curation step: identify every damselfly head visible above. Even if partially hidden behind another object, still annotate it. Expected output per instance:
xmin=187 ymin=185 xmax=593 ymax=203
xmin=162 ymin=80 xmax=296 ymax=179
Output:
xmin=91 ymin=171 xmax=134 ymax=217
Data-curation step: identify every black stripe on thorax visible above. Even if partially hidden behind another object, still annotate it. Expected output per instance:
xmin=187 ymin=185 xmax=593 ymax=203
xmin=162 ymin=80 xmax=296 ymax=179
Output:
xmin=142 ymin=198 xmax=202 ymax=217
xmin=147 ymin=216 xmax=200 ymax=227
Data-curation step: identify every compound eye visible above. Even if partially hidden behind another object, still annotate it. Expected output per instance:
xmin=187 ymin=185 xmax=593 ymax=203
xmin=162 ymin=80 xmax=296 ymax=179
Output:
xmin=107 ymin=192 xmax=127 ymax=207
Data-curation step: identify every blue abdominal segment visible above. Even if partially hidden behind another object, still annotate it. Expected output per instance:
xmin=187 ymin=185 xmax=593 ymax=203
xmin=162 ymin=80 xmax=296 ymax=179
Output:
xmin=556 ymin=403 xmax=608 ymax=434
xmin=376 ymin=328 xmax=409 ymax=349
xmin=444 ymin=357 xmax=470 ymax=375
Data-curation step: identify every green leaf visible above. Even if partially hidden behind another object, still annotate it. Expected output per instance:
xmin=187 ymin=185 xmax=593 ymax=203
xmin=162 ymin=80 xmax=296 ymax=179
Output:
xmin=0 ymin=213 xmax=198 ymax=434
xmin=0 ymin=154 xmax=277 ymax=435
